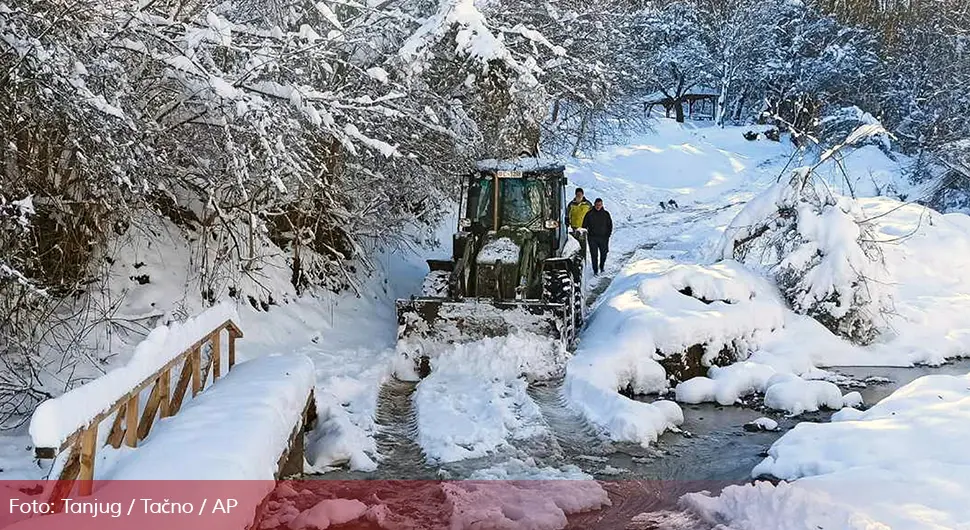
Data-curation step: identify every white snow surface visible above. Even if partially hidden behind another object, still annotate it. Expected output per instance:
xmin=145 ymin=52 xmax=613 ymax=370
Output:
xmin=476 ymin=236 xmax=520 ymax=264
xmin=106 ymin=352 xmax=314 ymax=480
xmin=684 ymin=372 xmax=970 ymax=529
xmin=287 ymin=498 xmax=368 ymax=530
xmin=29 ymin=301 xmax=240 ymax=450
xmin=414 ymin=332 xmax=563 ymax=463
xmin=444 ymin=478 xmax=610 ymax=530
xmin=762 ymin=379 xmax=845 ymax=415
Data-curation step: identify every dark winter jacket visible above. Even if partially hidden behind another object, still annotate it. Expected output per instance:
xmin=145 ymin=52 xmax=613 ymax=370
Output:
xmin=582 ymin=208 xmax=613 ymax=239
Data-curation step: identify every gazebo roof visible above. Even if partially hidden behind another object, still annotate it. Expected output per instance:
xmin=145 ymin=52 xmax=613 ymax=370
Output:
xmin=644 ymin=86 xmax=720 ymax=105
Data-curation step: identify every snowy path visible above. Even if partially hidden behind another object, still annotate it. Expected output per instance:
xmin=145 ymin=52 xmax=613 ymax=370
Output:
xmin=327 ymin=122 xmax=798 ymax=479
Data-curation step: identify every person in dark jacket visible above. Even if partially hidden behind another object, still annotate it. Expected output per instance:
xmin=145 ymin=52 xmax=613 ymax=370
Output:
xmin=582 ymin=198 xmax=613 ymax=275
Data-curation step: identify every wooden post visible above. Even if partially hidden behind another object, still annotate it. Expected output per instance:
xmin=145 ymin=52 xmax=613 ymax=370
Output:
xmin=125 ymin=395 xmax=138 ymax=448
xmin=228 ymin=332 xmax=237 ymax=369
xmin=212 ymin=330 xmax=222 ymax=380
xmin=106 ymin=405 xmax=126 ymax=449
xmin=192 ymin=344 xmax=202 ymax=396
xmin=138 ymin=381 xmax=163 ymax=440
xmin=158 ymin=369 xmax=171 ymax=418
xmin=170 ymin=356 xmax=194 ymax=414
xmin=78 ymin=427 xmax=98 ymax=496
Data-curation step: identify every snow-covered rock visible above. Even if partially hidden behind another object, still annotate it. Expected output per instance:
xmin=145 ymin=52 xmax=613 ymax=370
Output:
xmin=744 ymin=417 xmax=779 ymax=432
xmin=762 ymin=379 xmax=845 ymax=415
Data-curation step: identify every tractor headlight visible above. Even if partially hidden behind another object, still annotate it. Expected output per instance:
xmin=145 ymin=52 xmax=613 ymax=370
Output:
xmin=544 ymin=220 xmax=560 ymax=229
xmin=459 ymin=218 xmax=472 ymax=228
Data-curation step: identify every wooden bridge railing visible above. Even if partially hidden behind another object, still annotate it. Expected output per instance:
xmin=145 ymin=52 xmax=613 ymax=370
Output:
xmin=35 ymin=319 xmax=243 ymax=504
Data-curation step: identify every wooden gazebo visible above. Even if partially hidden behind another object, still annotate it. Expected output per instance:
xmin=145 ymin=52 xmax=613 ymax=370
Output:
xmin=643 ymin=87 xmax=720 ymax=121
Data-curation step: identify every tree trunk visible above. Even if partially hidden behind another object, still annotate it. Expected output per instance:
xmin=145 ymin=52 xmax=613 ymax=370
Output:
xmin=733 ymin=91 xmax=747 ymax=122
xmin=716 ymin=71 xmax=730 ymax=127
xmin=674 ymin=100 xmax=685 ymax=123
xmin=571 ymin=109 xmax=590 ymax=157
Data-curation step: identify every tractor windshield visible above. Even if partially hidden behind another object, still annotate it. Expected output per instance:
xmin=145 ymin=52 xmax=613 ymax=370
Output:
xmin=501 ymin=178 xmax=545 ymax=227
xmin=469 ymin=176 xmax=547 ymax=229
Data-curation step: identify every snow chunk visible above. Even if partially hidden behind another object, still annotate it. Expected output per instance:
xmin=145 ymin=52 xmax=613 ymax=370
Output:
xmin=746 ymin=417 xmax=779 ymax=431
xmin=469 ymin=457 xmax=592 ymax=480
xmin=30 ymin=302 xmax=240 ymax=449
xmin=841 ymin=390 xmax=864 ymax=408
xmin=421 ymin=270 xmax=450 ymax=297
xmin=763 ymin=379 xmax=844 ymax=415
xmin=477 ymin=237 xmax=520 ymax=265
xmin=674 ymin=377 xmax=717 ymax=404
xmin=444 ymin=478 xmax=610 ymax=530
xmin=365 ymin=67 xmax=389 ymax=84
xmin=288 ymin=499 xmax=367 ymax=530
xmin=209 ymin=76 xmax=239 ymax=99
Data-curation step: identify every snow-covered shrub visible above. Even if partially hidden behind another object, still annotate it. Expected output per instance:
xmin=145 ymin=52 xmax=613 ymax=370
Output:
xmin=818 ymin=107 xmax=893 ymax=156
xmin=717 ymin=167 xmax=892 ymax=344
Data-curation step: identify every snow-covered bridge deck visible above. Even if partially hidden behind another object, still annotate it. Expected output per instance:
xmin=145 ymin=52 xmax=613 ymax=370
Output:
xmin=26 ymin=303 xmax=317 ymax=508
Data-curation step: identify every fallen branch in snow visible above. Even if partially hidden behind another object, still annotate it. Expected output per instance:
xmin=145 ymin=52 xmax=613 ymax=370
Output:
xmin=719 ymin=169 xmax=892 ymax=344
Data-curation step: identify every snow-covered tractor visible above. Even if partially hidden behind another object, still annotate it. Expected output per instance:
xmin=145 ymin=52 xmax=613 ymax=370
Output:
xmin=396 ymin=159 xmax=587 ymax=367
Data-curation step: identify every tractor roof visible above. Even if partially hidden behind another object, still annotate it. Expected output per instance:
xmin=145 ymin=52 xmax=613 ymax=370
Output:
xmin=476 ymin=157 xmax=566 ymax=175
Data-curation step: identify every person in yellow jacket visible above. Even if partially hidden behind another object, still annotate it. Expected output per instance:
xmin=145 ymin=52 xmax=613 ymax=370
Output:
xmin=566 ymin=188 xmax=593 ymax=230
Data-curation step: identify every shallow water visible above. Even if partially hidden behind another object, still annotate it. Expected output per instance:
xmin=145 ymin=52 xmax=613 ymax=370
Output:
xmin=313 ymin=358 xmax=970 ymax=484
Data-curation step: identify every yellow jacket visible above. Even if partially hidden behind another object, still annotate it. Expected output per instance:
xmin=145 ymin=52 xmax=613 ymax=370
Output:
xmin=567 ymin=198 xmax=592 ymax=229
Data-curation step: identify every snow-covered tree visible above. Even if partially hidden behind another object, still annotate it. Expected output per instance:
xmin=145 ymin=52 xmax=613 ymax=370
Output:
xmin=693 ymin=0 xmax=775 ymax=126
xmin=717 ymin=126 xmax=894 ymax=344
xmin=631 ymin=1 xmax=716 ymax=123
xmin=757 ymin=3 xmax=878 ymax=132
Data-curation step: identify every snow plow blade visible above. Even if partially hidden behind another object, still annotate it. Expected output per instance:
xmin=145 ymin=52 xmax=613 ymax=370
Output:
xmin=396 ymin=298 xmax=568 ymax=353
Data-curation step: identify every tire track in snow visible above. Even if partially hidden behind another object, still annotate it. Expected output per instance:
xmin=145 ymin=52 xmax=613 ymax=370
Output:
xmin=372 ymin=377 xmax=435 ymax=477
xmin=527 ymin=381 xmax=612 ymax=459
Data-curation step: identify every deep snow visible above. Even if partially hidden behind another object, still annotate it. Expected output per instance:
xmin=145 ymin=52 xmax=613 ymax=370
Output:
xmin=7 ymin=118 xmax=970 ymax=530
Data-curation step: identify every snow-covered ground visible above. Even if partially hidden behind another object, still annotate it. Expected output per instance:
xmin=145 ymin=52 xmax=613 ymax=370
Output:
xmin=7 ymin=118 xmax=970 ymax=530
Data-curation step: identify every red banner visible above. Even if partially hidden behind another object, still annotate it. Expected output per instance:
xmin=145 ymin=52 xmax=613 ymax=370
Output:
xmin=0 ymin=479 xmax=734 ymax=529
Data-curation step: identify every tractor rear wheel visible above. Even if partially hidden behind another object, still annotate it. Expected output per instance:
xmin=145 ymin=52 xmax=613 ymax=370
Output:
xmin=543 ymin=267 xmax=582 ymax=345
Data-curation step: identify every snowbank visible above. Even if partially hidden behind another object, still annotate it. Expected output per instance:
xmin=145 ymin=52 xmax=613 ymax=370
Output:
xmin=414 ymin=332 xmax=562 ymax=463
xmin=565 ymin=259 xmax=786 ymax=444
xmin=683 ymin=372 xmax=970 ymax=529
xmin=861 ymin=198 xmax=970 ymax=364
xmin=106 ymin=353 xmax=314 ymax=479
xmin=304 ymin=347 xmax=396 ymax=472
xmin=29 ymin=301 xmax=240 ymax=450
